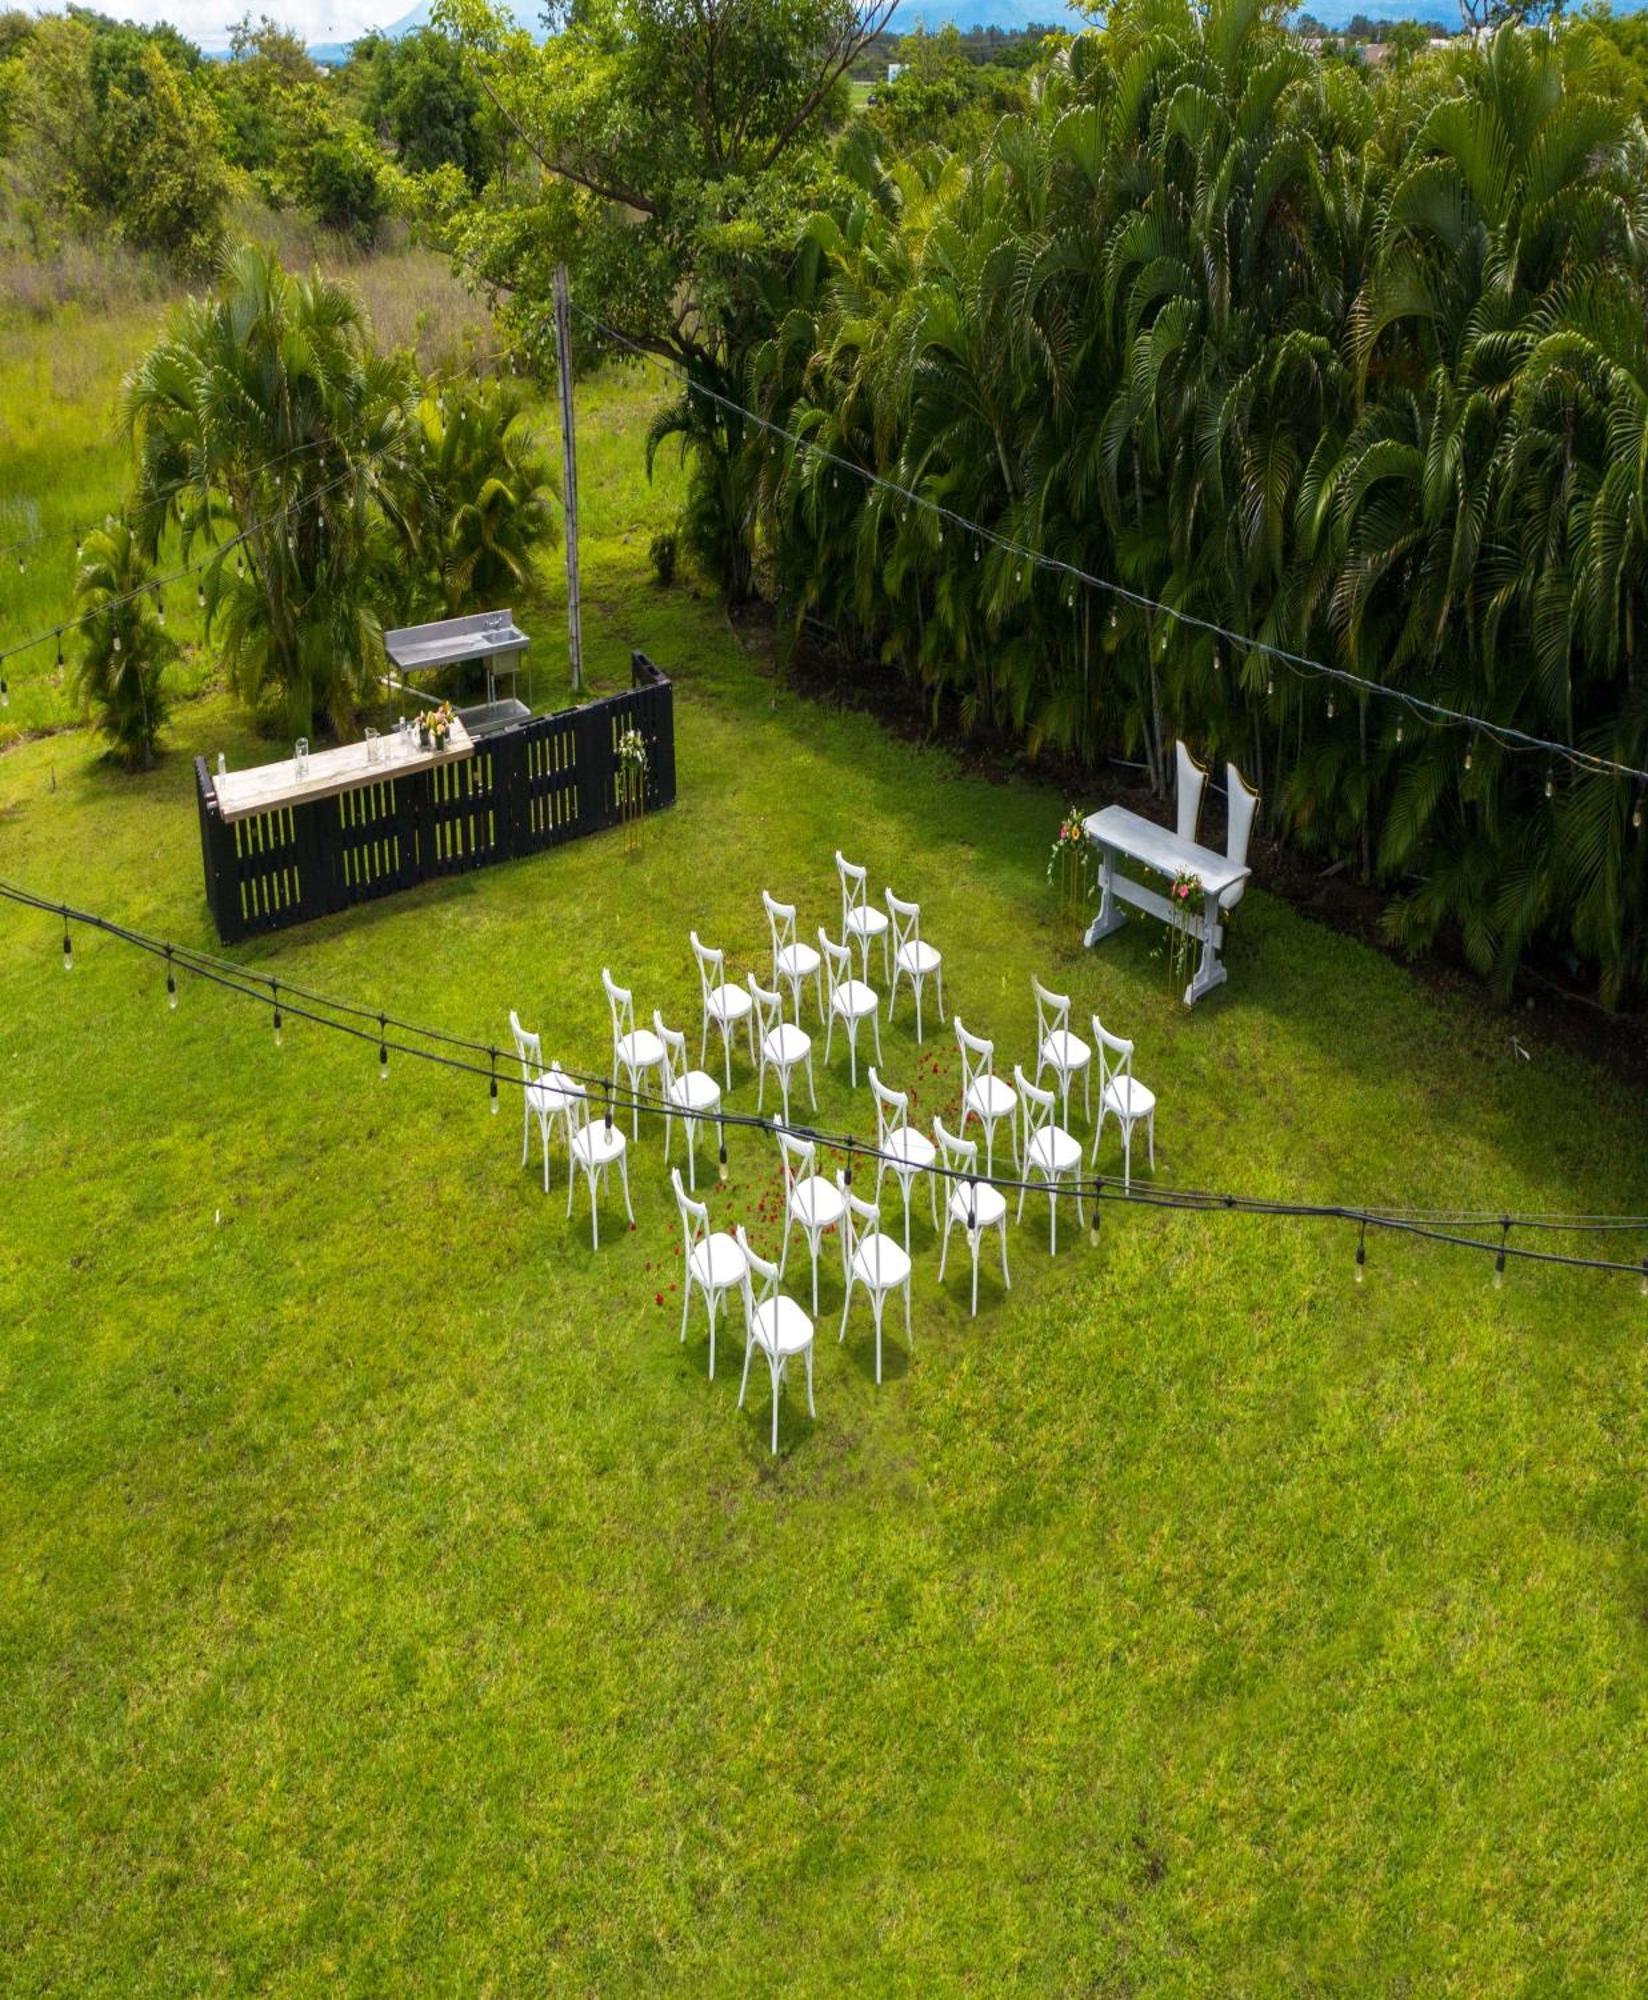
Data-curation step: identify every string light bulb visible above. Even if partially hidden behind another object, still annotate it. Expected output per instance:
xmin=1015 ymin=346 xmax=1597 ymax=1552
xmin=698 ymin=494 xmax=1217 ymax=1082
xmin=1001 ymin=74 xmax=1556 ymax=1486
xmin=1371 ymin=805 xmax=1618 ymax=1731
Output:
xmin=197 ymin=586 xmax=205 ymax=610
xmin=718 ymin=1133 xmax=728 ymax=1183
xmin=1109 ymin=606 xmax=1118 ymax=631
xmin=1089 ymin=1180 xmax=1101 ymax=1248
xmin=272 ymin=981 xmax=283 ymax=1047
xmin=1545 ymin=765 xmax=1555 ymax=800
xmin=489 ymin=1047 xmax=500 ymax=1115
xmin=1640 ymin=1259 xmax=1647 ymax=1300
xmin=1354 ymin=1221 xmax=1366 ymax=1285
xmin=1326 ymin=691 xmax=1335 ymax=719
xmin=0 ymin=678 xmax=7 ymax=709
xmin=1212 ymin=646 xmax=1221 ymax=675
xmin=1267 ymin=670 xmax=1276 ymax=698
xmin=112 ymin=632 xmax=121 ymax=654
xmin=1464 ymin=732 xmax=1475 ymax=772
xmin=165 ymin=945 xmax=177 ymax=1010
xmin=378 ymin=1016 xmax=388 ymax=1080
xmin=61 ymin=912 xmax=73 ymax=972
xmin=1494 ymin=1218 xmax=1509 ymax=1290
xmin=1634 ymin=789 xmax=1644 ymax=832
xmin=1394 ymin=719 xmax=1402 ymax=743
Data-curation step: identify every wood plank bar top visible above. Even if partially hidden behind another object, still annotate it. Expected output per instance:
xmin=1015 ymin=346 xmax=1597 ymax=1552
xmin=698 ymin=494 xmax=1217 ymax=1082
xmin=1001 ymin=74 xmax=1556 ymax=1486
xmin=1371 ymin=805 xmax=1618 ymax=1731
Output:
xmin=212 ymin=718 xmax=477 ymax=824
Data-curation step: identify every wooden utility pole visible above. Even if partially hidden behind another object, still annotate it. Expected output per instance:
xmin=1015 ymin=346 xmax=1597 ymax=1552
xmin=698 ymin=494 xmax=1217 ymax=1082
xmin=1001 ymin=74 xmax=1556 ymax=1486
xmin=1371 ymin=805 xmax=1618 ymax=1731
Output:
xmin=551 ymin=263 xmax=583 ymax=695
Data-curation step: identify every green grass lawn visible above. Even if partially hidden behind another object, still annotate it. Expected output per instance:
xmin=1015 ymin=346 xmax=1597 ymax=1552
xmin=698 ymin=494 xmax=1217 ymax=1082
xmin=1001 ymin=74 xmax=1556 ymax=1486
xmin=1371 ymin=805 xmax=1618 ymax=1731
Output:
xmin=4 ymin=361 xmax=1648 ymax=1994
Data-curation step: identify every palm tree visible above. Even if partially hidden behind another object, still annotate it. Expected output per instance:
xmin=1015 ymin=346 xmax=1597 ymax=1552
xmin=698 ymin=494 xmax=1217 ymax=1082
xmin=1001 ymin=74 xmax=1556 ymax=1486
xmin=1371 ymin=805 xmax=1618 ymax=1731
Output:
xmin=402 ymin=377 xmax=559 ymax=618
xmin=73 ymin=519 xmax=175 ymax=769
xmin=123 ymin=242 xmax=418 ymax=738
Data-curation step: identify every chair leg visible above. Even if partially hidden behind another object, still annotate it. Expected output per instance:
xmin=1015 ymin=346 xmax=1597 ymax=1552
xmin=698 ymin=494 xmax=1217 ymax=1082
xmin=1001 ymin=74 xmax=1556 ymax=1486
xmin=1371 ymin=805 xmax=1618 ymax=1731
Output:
xmin=805 ymin=1344 xmax=815 ymax=1418
xmin=999 ymin=1215 xmax=1011 ymax=1290
xmin=771 ymin=1355 xmax=780 ymax=1454
xmin=780 ymin=1202 xmax=793 ymax=1277
xmin=1016 ymin=1171 xmax=1027 ymax=1224
xmin=684 ymin=1118 xmax=696 ymax=1192
xmin=872 ymin=1292 xmax=885 ymax=1385
xmin=812 ymin=1236 xmax=822 ymax=1317
xmin=738 ymin=1333 xmax=754 ymax=1407
xmin=838 ymin=1274 xmax=852 ymax=1345
xmin=1083 ymin=1065 xmax=1092 ymax=1124
xmin=521 ymin=1101 xmax=530 ymax=1168
xmin=903 ymin=1278 xmax=911 ymax=1341
xmin=590 ymin=1166 xmax=601 ymax=1250
xmin=619 ymin=1149 xmax=634 ymax=1225
xmin=1123 ymin=1123 xmax=1132 ymax=1193
xmin=871 ymin=1007 xmax=882 ymax=1066
xmin=565 ymin=1155 xmax=577 ymax=1220
xmin=938 ymin=1210 xmax=952 ymax=1282
xmin=1049 ymin=1184 xmax=1057 ymax=1255
xmin=757 ymin=1055 xmax=768 ymax=1114
xmin=913 ymin=977 xmax=923 ymax=1044
xmin=823 ymin=1007 xmax=835 ymax=1068
xmin=936 ymin=966 xmax=945 ymax=1024
xmin=805 ymin=1052 xmax=817 ymax=1110
xmin=680 ymin=1267 xmax=692 ymax=1344
xmin=706 ymin=1289 xmax=717 ymax=1381
xmin=970 ymin=1237 xmax=980 ymax=1317
xmin=1148 ymin=1112 xmax=1156 ymax=1171
xmin=541 ymin=1117 xmax=551 ymax=1195
xmin=721 ymin=1025 xmax=732 ymax=1090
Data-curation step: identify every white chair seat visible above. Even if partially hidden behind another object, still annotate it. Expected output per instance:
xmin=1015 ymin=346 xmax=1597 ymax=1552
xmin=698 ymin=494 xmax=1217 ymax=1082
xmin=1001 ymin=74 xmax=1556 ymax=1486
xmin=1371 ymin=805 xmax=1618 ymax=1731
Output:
xmin=669 ymin=1070 xmax=721 ymax=1112
xmin=572 ymin=1122 xmax=626 ymax=1168
xmin=765 ymin=1022 xmax=811 ymax=1065
xmin=880 ymin=1127 xmax=935 ymax=1172
xmin=776 ymin=941 xmax=820 ymax=980
xmin=689 ymin=1229 xmax=746 ymax=1291
xmin=896 ymin=938 xmax=941 ymax=977
xmin=750 ymin=1294 xmax=813 ymax=1358
xmin=617 ymin=1028 xmax=663 ymax=1070
xmin=832 ymin=978 xmax=878 ymax=1021
xmin=844 ymin=906 xmax=888 ymax=941
xmin=948 ymin=1180 xmax=1007 ymax=1229
xmin=707 ymin=982 xmax=752 ymax=1025
xmin=792 ymin=1175 xmax=844 ymax=1230
xmin=1103 ymin=1076 xmax=1156 ymax=1120
xmin=1040 ymin=1029 xmax=1091 ymax=1073
xmin=1026 ymin=1125 xmax=1081 ymax=1175
xmin=526 ymin=1073 xmax=584 ymax=1116
xmin=966 ymin=1075 xmax=1016 ymax=1122
xmin=851 ymin=1233 xmax=911 ymax=1290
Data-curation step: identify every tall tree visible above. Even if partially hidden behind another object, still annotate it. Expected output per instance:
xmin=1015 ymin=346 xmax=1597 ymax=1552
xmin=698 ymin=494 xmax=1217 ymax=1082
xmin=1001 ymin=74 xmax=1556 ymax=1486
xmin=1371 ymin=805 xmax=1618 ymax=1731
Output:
xmin=123 ymin=245 xmax=418 ymax=738
xmin=431 ymin=0 xmax=896 ymax=599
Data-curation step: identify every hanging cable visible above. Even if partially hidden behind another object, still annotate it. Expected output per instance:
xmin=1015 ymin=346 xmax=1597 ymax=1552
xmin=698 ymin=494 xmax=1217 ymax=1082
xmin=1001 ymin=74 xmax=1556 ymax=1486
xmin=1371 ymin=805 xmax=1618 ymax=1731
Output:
xmin=568 ymin=301 xmax=1648 ymax=791
xmin=4 ymin=875 xmax=1647 ymax=1282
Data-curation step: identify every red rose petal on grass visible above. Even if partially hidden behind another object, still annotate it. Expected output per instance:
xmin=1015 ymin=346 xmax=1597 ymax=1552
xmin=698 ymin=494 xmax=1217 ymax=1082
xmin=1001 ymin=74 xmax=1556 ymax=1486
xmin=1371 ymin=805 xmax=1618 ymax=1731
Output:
xmin=655 ymin=1292 xmax=664 ymax=1306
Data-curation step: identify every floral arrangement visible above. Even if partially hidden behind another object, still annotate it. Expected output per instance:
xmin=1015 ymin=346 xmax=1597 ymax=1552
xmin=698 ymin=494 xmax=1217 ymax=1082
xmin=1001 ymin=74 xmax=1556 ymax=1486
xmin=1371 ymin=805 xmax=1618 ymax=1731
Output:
xmin=1047 ymin=805 xmax=1091 ymax=909
xmin=1165 ymin=866 xmax=1203 ymax=989
xmin=617 ymin=725 xmax=649 ymax=850
xmin=419 ymin=700 xmax=457 ymax=750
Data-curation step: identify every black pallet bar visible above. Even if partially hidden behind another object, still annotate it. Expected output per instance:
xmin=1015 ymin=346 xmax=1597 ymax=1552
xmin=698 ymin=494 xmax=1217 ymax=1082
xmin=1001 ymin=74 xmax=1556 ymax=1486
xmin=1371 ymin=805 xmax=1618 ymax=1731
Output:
xmin=195 ymin=651 xmax=676 ymax=943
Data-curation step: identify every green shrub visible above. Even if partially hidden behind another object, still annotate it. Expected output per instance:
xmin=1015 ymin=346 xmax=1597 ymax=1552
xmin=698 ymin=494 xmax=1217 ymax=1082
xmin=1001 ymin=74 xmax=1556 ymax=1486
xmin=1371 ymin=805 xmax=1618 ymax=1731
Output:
xmin=72 ymin=520 xmax=173 ymax=768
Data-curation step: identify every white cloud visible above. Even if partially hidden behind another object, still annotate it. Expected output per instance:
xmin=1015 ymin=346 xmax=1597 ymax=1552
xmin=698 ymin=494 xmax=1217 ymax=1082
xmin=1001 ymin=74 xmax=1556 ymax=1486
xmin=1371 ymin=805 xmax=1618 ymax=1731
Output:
xmin=29 ymin=0 xmax=397 ymax=49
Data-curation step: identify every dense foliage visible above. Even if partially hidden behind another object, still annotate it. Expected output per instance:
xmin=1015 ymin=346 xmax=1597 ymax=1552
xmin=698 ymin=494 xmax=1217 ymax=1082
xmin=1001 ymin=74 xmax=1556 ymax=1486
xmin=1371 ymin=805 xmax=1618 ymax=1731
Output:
xmin=732 ymin=0 xmax=1648 ymax=1001
xmin=71 ymin=518 xmax=174 ymax=766
xmin=123 ymin=245 xmax=419 ymax=738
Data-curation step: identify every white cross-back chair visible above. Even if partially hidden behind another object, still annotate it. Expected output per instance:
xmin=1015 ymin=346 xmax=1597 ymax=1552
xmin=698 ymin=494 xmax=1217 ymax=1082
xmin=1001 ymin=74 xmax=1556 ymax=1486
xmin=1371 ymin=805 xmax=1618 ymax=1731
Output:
xmin=775 ymin=1127 xmax=845 ymax=1315
xmin=955 ymin=1016 xmax=1017 ymax=1175
xmin=748 ymin=974 xmax=816 ymax=1124
xmin=508 ymin=1009 xmax=585 ymax=1192
xmin=819 ymin=930 xmax=882 ymax=1087
xmin=838 ymin=1175 xmax=913 ymax=1386
xmin=933 ymin=1116 xmax=1010 ymax=1317
xmin=735 ymin=1227 xmax=815 ymax=1455
xmin=1090 ymin=1017 xmax=1156 ymax=1190
xmin=762 ymin=890 xmax=824 ymax=1024
xmin=565 ymin=1088 xmax=634 ymax=1249
xmin=689 ymin=931 xmax=755 ymax=1087
xmin=655 ymin=1012 xmax=724 ymax=1193
xmin=835 ymin=850 xmax=890 ymax=987
xmin=1175 ymin=739 xmax=1210 ymax=844
xmin=1014 ymin=1065 xmax=1085 ymax=1254
xmin=1221 ymin=764 xmax=1260 ymax=919
xmin=671 ymin=1169 xmax=746 ymax=1379
xmin=600 ymin=968 xmax=665 ymax=1142
xmin=884 ymin=891 xmax=944 ymax=1042
xmin=1032 ymin=977 xmax=1092 ymax=1130
xmin=868 ymin=1067 xmax=937 ymax=1248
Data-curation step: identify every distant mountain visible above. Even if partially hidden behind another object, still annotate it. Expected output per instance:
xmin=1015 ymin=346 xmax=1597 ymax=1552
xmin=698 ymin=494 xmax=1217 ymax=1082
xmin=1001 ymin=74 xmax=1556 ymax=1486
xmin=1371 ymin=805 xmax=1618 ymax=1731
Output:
xmin=305 ymin=0 xmax=1648 ymax=64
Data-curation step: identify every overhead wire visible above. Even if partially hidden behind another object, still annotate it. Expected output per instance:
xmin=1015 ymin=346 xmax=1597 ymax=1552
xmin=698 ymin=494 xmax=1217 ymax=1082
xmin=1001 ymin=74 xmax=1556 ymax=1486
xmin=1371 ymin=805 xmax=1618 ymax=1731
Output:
xmin=5 ymin=877 xmax=1646 ymax=1287
xmin=565 ymin=301 xmax=1648 ymax=793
